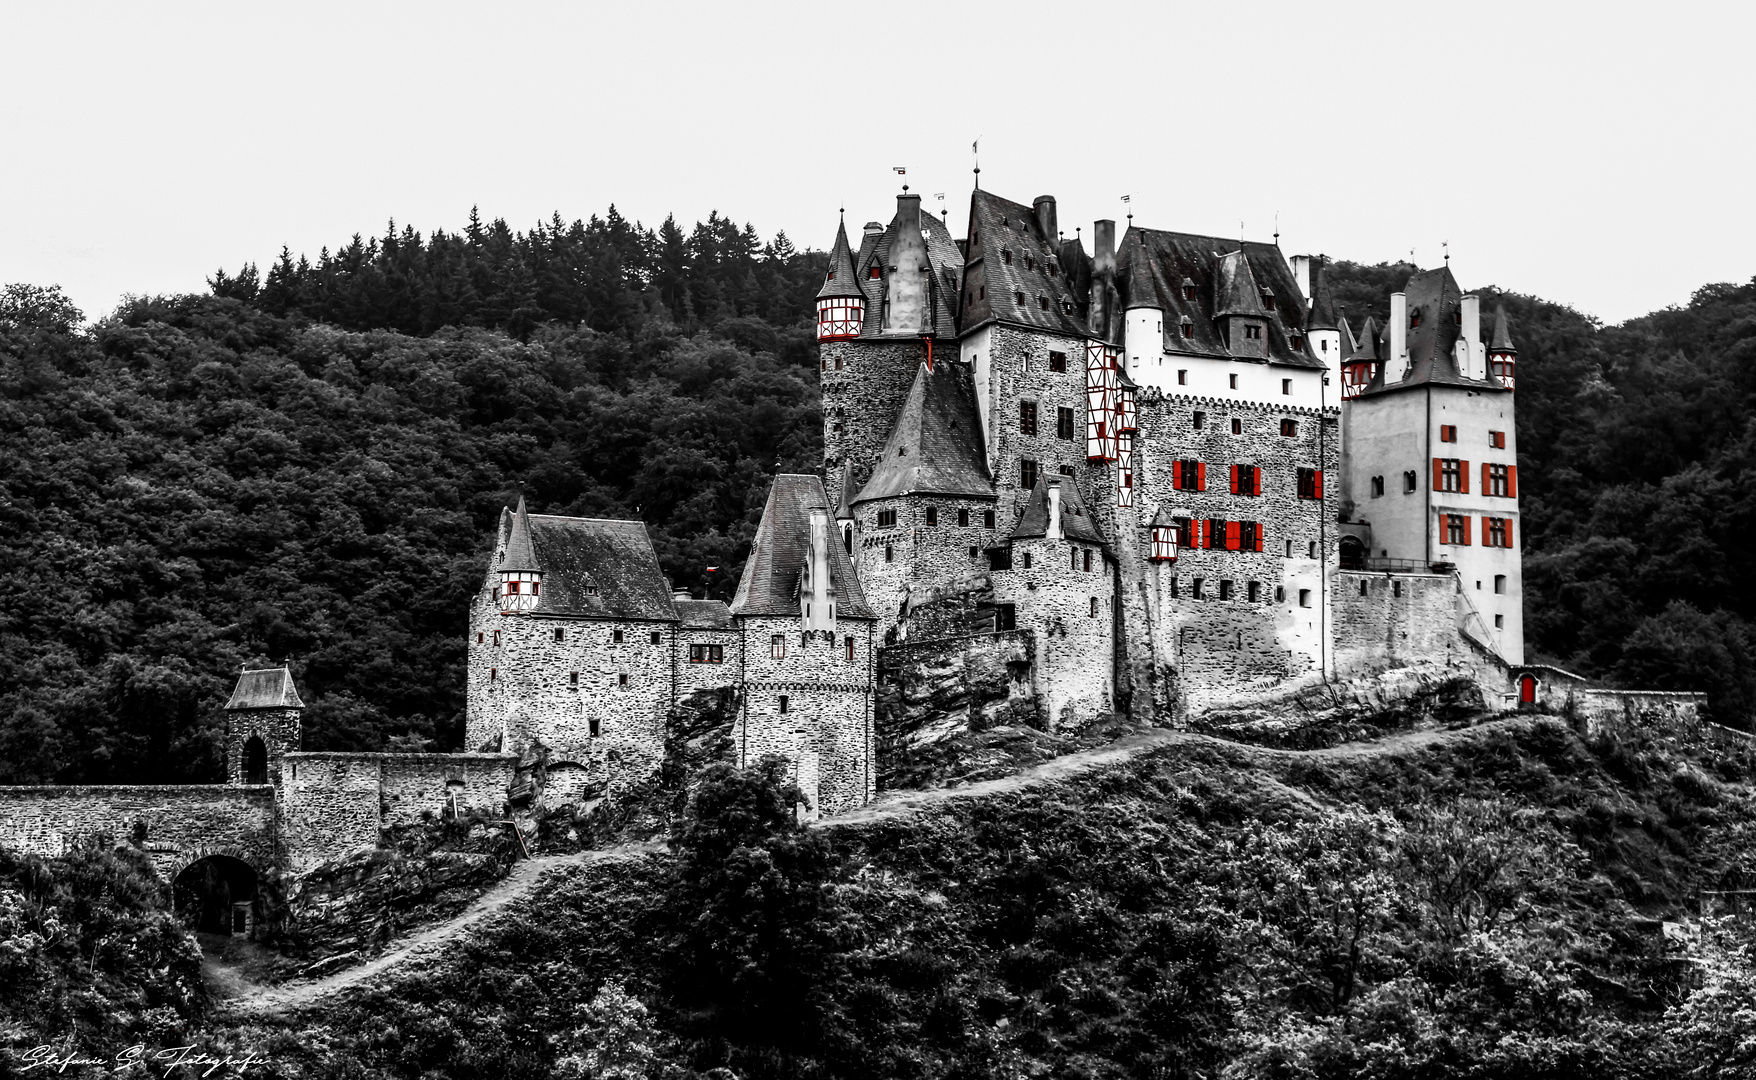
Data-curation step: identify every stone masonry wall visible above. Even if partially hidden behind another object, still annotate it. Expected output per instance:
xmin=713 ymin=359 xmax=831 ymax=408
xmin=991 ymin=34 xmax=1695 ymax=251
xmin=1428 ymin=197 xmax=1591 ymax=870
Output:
xmin=675 ymin=628 xmax=741 ymax=700
xmin=1332 ymin=570 xmax=1459 ymax=676
xmin=0 ymin=785 xmax=277 ymax=881
xmin=466 ymin=599 xmax=674 ymax=799
xmin=1130 ymin=392 xmax=1342 ymax=714
xmin=1572 ymin=690 xmax=1709 ymax=741
xmin=225 ymin=706 xmax=301 ymax=786
xmin=854 ymin=493 xmax=1003 ymax=642
xmin=992 ymin=535 xmax=1114 ymax=730
xmin=736 ymin=615 xmax=874 ymax=816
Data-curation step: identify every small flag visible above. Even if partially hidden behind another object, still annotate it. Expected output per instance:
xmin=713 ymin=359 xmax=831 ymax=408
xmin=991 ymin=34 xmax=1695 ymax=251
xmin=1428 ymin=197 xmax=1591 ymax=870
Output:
xmin=894 ymin=167 xmax=907 ymax=175
xmin=935 ymin=192 xmax=945 ymax=201
xmin=972 ymin=139 xmax=978 ymax=153
xmin=706 ymin=566 xmax=719 ymax=572
xmin=1121 ymin=195 xmax=1131 ymax=203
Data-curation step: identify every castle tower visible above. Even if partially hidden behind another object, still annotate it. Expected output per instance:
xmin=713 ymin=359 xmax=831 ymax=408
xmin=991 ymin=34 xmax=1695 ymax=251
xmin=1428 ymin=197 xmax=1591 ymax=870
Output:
xmin=1488 ymin=303 xmax=1518 ymax=390
xmin=498 ymin=494 xmax=542 ymax=612
xmin=815 ymin=217 xmax=864 ymax=342
xmin=1338 ymin=267 xmax=1523 ymax=664
xmin=224 ymin=665 xmax=303 ymax=786
xmin=1301 ymin=258 xmax=1344 ymax=388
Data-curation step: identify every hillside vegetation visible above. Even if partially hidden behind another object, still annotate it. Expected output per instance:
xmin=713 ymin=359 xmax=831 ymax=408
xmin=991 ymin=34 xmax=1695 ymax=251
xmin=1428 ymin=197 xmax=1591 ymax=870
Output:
xmin=180 ymin=719 xmax=1756 ymax=1079
xmin=1 ymin=208 xmax=1753 ymax=784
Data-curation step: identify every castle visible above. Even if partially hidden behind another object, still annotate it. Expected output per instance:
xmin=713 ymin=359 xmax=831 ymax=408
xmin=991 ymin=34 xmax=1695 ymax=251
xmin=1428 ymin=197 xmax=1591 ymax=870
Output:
xmin=15 ymin=180 xmax=1676 ymax=940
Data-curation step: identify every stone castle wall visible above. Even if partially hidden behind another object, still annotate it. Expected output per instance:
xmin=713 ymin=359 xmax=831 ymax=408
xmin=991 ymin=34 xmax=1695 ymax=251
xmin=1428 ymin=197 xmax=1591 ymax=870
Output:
xmin=279 ymin=752 xmax=517 ymax=874
xmin=736 ymin=615 xmax=874 ymax=815
xmin=1332 ymin=570 xmax=1461 ymax=675
xmin=0 ymin=784 xmax=276 ymax=880
xmin=993 ymin=534 xmax=1115 ymax=729
xmin=225 ymin=706 xmax=301 ymax=786
xmin=852 ymin=493 xmax=1003 ymax=640
xmin=821 ymin=337 xmax=943 ymax=510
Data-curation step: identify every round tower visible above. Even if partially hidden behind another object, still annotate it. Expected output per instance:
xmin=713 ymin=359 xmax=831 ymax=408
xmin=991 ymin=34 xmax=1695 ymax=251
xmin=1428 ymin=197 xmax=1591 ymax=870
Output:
xmin=1488 ymin=303 xmax=1518 ymax=390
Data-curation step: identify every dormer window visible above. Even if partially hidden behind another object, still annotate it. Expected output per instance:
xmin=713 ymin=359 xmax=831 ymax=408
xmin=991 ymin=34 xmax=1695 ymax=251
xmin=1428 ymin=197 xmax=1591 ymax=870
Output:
xmin=1025 ymin=255 xmax=1034 ymax=270
xmin=869 ymin=266 xmax=881 ymax=279
xmin=1180 ymin=317 xmax=1194 ymax=339
xmin=825 ymin=270 xmax=835 ymax=280
xmin=1015 ymin=291 xmax=1025 ymax=305
xmin=1038 ymin=296 xmax=1049 ymax=311
xmin=1047 ymin=263 xmax=1057 ymax=277
xmin=1410 ymin=310 xmax=1421 ymax=329
xmin=1290 ymin=333 xmax=1304 ymax=350
xmin=1002 ymin=249 xmax=1013 ymax=265
xmin=1244 ymin=325 xmax=1263 ymax=340
xmin=1182 ymin=279 xmax=1197 ymax=301
xmin=1261 ymin=289 xmax=1276 ymax=311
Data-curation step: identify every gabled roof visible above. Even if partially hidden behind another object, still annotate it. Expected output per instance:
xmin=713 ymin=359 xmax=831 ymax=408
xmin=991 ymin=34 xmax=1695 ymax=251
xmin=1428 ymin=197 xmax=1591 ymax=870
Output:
xmin=1215 ymin=250 xmax=1269 ymax=318
xmin=815 ymin=218 xmax=864 ymax=302
xmin=1305 ymin=259 xmax=1339 ymax=331
xmin=1490 ymin=302 xmax=1517 ymax=352
xmin=675 ymin=599 xmax=733 ymax=630
xmin=853 ymin=360 xmax=993 ymax=504
xmin=731 ymin=474 xmax=875 ymax=619
xmin=846 ymin=200 xmax=962 ymax=338
xmin=494 ymin=510 xmax=678 ymax=620
xmin=960 ymin=189 xmax=1092 ymax=337
xmin=1113 ymin=228 xmax=1323 ymax=369
xmin=226 ymin=666 xmax=304 ymax=710
xmin=1356 ymin=267 xmax=1508 ymax=397
xmin=1008 ymin=475 xmax=1108 ymax=548
xmin=1149 ymin=504 xmax=1177 ymax=527
xmin=500 ymin=494 xmax=539 ymax=572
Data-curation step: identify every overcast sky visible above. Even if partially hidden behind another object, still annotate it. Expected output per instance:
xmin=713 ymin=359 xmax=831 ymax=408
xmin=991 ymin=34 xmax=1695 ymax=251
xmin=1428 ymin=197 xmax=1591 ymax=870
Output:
xmin=2 ymin=1 xmax=1751 ymax=326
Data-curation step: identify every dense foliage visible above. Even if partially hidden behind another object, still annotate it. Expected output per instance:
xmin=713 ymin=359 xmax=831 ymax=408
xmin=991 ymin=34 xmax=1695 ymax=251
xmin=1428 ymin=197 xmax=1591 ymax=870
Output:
xmin=187 ymin=721 xmax=1756 ymax=1078
xmin=2 ymin=211 xmax=1754 ymax=784
xmin=0 ymin=841 xmax=204 ymax=1058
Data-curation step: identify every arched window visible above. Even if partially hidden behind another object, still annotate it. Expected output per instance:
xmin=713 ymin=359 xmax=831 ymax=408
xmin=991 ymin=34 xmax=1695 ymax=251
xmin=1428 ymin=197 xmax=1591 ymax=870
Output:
xmin=244 ymin=736 xmax=268 ymax=785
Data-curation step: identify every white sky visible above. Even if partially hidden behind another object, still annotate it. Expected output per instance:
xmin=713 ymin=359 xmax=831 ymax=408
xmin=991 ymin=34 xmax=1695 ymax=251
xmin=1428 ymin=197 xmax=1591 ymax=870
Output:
xmin=2 ymin=1 xmax=1751 ymax=326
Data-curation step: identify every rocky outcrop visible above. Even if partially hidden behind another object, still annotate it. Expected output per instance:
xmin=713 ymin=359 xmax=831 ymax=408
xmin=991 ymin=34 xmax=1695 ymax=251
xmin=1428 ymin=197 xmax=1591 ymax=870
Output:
xmin=1192 ymin=664 xmax=1491 ymax=750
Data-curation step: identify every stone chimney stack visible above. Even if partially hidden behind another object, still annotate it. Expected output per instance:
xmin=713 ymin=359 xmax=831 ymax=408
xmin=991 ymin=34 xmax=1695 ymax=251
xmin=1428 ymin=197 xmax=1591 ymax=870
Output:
xmin=1047 ymin=477 xmax=1064 ymax=540
xmin=806 ymin=507 xmax=834 ymax=631
xmin=882 ymin=193 xmax=928 ymax=335
xmin=1033 ymin=195 xmax=1058 ymax=242
xmin=1388 ymin=292 xmax=1408 ymax=384
xmin=1090 ymin=219 xmax=1116 ymax=338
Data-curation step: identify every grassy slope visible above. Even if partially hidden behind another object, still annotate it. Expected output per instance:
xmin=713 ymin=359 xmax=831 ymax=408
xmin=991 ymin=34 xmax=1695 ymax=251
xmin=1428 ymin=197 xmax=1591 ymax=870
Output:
xmin=204 ymin=717 xmax=1756 ymax=1079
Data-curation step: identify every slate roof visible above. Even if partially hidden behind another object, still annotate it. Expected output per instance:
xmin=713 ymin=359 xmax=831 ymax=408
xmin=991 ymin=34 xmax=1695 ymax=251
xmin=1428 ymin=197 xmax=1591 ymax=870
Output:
xmin=840 ymin=200 xmax=963 ymax=338
xmin=1112 ymin=228 xmax=1323 ymax=369
xmin=495 ymin=510 xmax=679 ymax=621
xmin=815 ymin=218 xmax=864 ymax=302
xmin=960 ymin=189 xmax=1093 ymax=338
xmin=675 ymin=599 xmax=733 ymax=630
xmin=1490 ymin=302 xmax=1517 ymax=351
xmin=226 ymin=666 xmax=304 ymax=710
xmin=1356 ymin=268 xmax=1509 ymax=397
xmin=1008 ymin=475 xmax=1108 ymax=548
xmin=1305 ymin=259 xmax=1339 ymax=331
xmin=1215 ymin=250 xmax=1269 ymax=318
xmin=1149 ymin=504 xmax=1177 ymax=528
xmin=1347 ymin=316 xmax=1381 ymax=362
xmin=853 ymin=360 xmax=993 ymax=505
xmin=731 ymin=474 xmax=876 ymax=619
xmin=832 ymin=459 xmax=856 ymax=521
xmin=500 ymin=495 xmax=539 ymax=572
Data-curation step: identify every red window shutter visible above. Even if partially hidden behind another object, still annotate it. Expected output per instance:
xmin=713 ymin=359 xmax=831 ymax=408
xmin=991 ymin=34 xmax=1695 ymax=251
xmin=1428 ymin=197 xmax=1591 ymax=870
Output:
xmin=1253 ymin=522 xmax=1264 ymax=552
xmin=1482 ymin=461 xmax=1491 ymax=495
xmin=1252 ymin=465 xmax=1263 ymax=495
xmin=1227 ymin=521 xmax=1240 ymax=550
xmin=1483 ymin=516 xmax=1492 ymax=546
xmin=1314 ymin=469 xmax=1324 ymax=500
xmin=1462 ymin=515 xmax=1472 ymax=545
xmin=1172 ymin=460 xmax=1182 ymax=489
xmin=1432 ymin=457 xmax=1444 ymax=491
xmin=1230 ymin=464 xmax=1239 ymax=494
xmin=1200 ymin=520 xmax=1211 ymax=548
xmin=1460 ymin=461 xmax=1470 ymax=494
xmin=1507 ymin=465 xmax=1518 ymax=498
xmin=1197 ymin=462 xmax=1207 ymax=491
xmin=1505 ymin=517 xmax=1515 ymax=548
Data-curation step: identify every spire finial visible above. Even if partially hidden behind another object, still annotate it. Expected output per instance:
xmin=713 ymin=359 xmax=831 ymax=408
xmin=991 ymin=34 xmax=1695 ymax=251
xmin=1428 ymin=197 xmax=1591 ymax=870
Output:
xmin=1273 ymin=211 xmax=1280 ymax=246
xmin=1443 ymin=240 xmax=1450 ymax=265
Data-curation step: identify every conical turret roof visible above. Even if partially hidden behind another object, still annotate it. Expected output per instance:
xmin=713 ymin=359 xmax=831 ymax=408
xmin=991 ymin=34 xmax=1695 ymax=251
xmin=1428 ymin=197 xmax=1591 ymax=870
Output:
xmin=1214 ymin=249 xmax=1269 ymax=318
xmin=500 ymin=493 xmax=539 ymax=572
xmin=1347 ymin=316 xmax=1381 ymax=362
xmin=816 ymin=217 xmax=864 ymax=302
xmin=833 ymin=460 xmax=856 ymax=521
xmin=1305 ymin=259 xmax=1339 ymax=331
xmin=1490 ymin=303 xmax=1517 ymax=352
xmin=1149 ymin=504 xmax=1177 ymax=528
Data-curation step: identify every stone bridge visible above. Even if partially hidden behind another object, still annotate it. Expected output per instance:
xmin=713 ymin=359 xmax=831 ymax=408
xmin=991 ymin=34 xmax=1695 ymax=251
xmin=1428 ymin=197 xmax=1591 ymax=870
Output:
xmin=0 ymin=784 xmax=278 ymax=881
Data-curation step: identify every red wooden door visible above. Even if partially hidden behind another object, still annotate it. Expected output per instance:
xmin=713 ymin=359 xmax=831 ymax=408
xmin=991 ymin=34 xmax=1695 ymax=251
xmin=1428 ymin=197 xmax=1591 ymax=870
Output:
xmin=1519 ymin=675 xmax=1536 ymax=704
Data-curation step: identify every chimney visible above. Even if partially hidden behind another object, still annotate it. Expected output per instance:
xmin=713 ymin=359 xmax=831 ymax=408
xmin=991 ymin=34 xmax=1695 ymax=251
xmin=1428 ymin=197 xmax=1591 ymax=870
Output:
xmin=883 ymin=194 xmax=928 ymax=335
xmin=1290 ymin=255 xmax=1313 ymax=303
xmin=672 ymin=588 xmax=691 ymax=601
xmin=1388 ymin=292 xmax=1408 ymax=383
xmin=1033 ymin=195 xmax=1058 ymax=242
xmin=862 ymin=220 xmax=883 ymax=239
xmin=807 ymin=508 xmax=833 ymax=631
xmin=1090 ymin=219 xmax=1116 ymax=337
xmin=1460 ymin=294 xmax=1482 ymax=378
xmin=1047 ymin=477 xmax=1064 ymax=540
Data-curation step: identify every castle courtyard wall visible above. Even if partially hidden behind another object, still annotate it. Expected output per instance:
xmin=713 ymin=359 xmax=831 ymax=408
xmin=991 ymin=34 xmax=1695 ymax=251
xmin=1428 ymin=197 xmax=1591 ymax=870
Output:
xmin=736 ymin=615 xmax=874 ymax=815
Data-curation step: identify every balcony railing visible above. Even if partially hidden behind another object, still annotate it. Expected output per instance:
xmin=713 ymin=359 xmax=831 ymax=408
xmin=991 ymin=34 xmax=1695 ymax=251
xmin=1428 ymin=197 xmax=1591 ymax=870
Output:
xmin=1339 ymin=555 xmax=1438 ymax=574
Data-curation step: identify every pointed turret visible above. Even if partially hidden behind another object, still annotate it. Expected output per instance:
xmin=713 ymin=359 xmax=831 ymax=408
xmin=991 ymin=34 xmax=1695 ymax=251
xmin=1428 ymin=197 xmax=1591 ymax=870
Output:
xmin=1148 ymin=505 xmax=1180 ymax=562
xmin=833 ymin=460 xmax=856 ymax=556
xmin=1341 ymin=316 xmax=1380 ymax=400
xmin=1304 ymin=260 xmax=1339 ymax=331
xmin=816 ymin=217 xmax=865 ymax=341
xmin=499 ymin=494 xmax=542 ymax=611
xmin=1488 ymin=302 xmax=1517 ymax=390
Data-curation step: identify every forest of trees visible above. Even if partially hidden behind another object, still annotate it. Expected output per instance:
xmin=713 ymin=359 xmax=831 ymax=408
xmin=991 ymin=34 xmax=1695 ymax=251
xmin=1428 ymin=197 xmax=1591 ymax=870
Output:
xmin=0 ymin=205 xmax=1752 ymax=785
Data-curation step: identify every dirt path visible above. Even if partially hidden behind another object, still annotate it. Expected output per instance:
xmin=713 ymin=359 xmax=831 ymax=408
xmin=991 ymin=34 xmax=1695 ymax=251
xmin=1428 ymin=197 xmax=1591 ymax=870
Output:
xmin=223 ymin=842 xmax=664 ymax=1017
xmin=222 ymin=716 xmax=1527 ymax=1017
